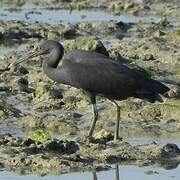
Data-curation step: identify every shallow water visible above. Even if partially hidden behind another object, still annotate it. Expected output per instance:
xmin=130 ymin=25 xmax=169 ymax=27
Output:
xmin=1 ymin=164 xmax=180 ymax=180
xmin=0 ymin=2 xmax=180 ymax=180
xmin=0 ymin=42 xmax=27 ymax=55
xmin=0 ymin=3 xmax=160 ymax=56
xmin=0 ymin=3 xmax=179 ymax=55
xmin=127 ymin=136 xmax=180 ymax=147
xmin=0 ymin=4 xmax=168 ymax=25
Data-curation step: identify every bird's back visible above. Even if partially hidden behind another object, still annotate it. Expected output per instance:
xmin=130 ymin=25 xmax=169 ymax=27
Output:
xmin=61 ymin=50 xmax=169 ymax=102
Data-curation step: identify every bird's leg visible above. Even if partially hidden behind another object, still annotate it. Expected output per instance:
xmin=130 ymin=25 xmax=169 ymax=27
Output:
xmin=110 ymin=100 xmax=121 ymax=141
xmin=88 ymin=95 xmax=98 ymax=139
xmin=88 ymin=103 xmax=98 ymax=138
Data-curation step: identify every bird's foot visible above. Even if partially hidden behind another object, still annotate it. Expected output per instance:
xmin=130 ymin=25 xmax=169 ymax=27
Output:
xmin=82 ymin=135 xmax=96 ymax=144
xmin=113 ymin=136 xmax=123 ymax=143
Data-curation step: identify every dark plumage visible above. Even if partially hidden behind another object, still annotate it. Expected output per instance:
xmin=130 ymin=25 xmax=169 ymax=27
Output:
xmin=13 ymin=40 xmax=170 ymax=140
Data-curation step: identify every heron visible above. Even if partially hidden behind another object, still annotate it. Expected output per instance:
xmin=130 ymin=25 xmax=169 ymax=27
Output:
xmin=11 ymin=40 xmax=170 ymax=141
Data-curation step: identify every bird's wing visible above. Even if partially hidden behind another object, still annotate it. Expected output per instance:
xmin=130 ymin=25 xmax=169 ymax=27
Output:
xmin=62 ymin=51 xmax=142 ymax=97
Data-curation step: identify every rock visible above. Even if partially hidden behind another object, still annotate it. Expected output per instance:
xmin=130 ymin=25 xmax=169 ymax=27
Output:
xmin=21 ymin=115 xmax=77 ymax=135
xmin=64 ymin=37 xmax=109 ymax=56
xmin=47 ymin=30 xmax=60 ymax=40
xmin=158 ymin=17 xmax=170 ymax=27
xmin=0 ymin=99 xmax=21 ymax=118
xmin=33 ymin=82 xmax=63 ymax=102
xmin=145 ymin=170 xmax=159 ymax=175
xmin=17 ymin=77 xmax=32 ymax=93
xmin=124 ymin=2 xmax=135 ymax=10
xmin=143 ymin=54 xmax=155 ymax=61
xmin=94 ymin=129 xmax=113 ymax=140
xmin=153 ymin=30 xmax=165 ymax=37
xmin=162 ymin=143 xmax=180 ymax=155
xmin=33 ymin=101 xmax=64 ymax=112
xmin=0 ymin=84 xmax=11 ymax=92
xmin=49 ymin=88 xmax=63 ymax=99
xmin=0 ymin=133 xmax=180 ymax=175
xmin=167 ymin=84 xmax=180 ymax=98
xmin=62 ymin=28 xmax=78 ymax=39
xmin=72 ymin=111 xmax=83 ymax=118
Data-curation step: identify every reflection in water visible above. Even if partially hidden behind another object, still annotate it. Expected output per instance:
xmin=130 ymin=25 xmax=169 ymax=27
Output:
xmin=93 ymin=165 xmax=120 ymax=180
xmin=0 ymin=4 xmax=164 ymax=25
xmin=115 ymin=165 xmax=120 ymax=180
xmin=160 ymin=160 xmax=180 ymax=170
xmin=1 ymin=163 xmax=180 ymax=180
xmin=0 ymin=40 xmax=28 ymax=55
xmin=92 ymin=161 xmax=180 ymax=180
xmin=92 ymin=170 xmax=98 ymax=180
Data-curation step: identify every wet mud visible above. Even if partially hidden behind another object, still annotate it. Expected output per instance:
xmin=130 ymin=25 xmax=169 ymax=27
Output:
xmin=0 ymin=0 xmax=180 ymax=176
xmin=0 ymin=134 xmax=180 ymax=175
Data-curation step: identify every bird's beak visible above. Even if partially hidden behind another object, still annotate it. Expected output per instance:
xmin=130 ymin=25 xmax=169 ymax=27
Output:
xmin=9 ymin=49 xmax=48 ymax=68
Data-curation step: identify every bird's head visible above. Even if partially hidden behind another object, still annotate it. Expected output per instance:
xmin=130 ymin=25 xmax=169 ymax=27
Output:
xmin=40 ymin=40 xmax=63 ymax=53
xmin=9 ymin=40 xmax=63 ymax=68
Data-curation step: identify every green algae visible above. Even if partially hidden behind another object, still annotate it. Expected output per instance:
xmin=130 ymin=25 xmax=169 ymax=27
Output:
xmin=29 ymin=129 xmax=50 ymax=141
xmin=21 ymin=115 xmax=77 ymax=136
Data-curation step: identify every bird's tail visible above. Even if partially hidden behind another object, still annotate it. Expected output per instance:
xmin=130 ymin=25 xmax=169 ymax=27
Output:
xmin=146 ymin=79 xmax=170 ymax=94
xmin=135 ymin=79 xmax=170 ymax=103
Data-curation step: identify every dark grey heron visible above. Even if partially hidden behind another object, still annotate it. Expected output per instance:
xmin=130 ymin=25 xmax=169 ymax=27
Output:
xmin=11 ymin=40 xmax=169 ymax=141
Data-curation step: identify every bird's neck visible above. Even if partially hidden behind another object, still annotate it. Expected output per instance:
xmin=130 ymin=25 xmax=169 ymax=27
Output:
xmin=45 ymin=48 xmax=64 ymax=68
xmin=42 ymin=47 xmax=69 ymax=85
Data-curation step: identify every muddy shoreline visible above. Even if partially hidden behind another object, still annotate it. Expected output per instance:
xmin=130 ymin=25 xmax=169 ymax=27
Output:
xmin=0 ymin=134 xmax=180 ymax=175
xmin=0 ymin=0 xmax=180 ymax=177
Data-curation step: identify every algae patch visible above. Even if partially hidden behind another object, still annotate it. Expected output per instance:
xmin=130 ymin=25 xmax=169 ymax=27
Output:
xmin=29 ymin=129 xmax=50 ymax=141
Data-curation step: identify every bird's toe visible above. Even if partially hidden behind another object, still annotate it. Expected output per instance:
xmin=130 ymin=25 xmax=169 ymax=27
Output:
xmin=113 ymin=136 xmax=123 ymax=142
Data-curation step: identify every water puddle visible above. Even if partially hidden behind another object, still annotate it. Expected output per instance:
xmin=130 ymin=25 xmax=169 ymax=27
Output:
xmin=0 ymin=42 xmax=28 ymax=55
xmin=0 ymin=164 xmax=180 ymax=180
xmin=128 ymin=137 xmax=180 ymax=147
xmin=0 ymin=121 xmax=23 ymax=137
xmin=0 ymin=2 xmax=180 ymax=180
xmin=0 ymin=3 xmax=179 ymax=56
xmin=0 ymin=4 xmax=175 ymax=25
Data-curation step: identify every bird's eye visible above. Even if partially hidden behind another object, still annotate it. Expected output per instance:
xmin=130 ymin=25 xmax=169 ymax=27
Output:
xmin=45 ymin=48 xmax=50 ymax=53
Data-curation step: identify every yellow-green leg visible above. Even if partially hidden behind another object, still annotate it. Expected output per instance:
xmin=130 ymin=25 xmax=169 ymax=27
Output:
xmin=88 ymin=103 xmax=98 ymax=138
xmin=110 ymin=100 xmax=121 ymax=141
